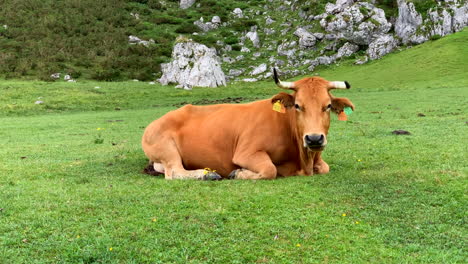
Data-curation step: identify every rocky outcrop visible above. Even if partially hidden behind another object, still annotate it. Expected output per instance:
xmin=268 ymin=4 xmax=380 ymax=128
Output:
xmin=158 ymin=0 xmax=467 ymax=85
xmin=395 ymin=0 xmax=424 ymax=44
xmin=320 ymin=2 xmax=391 ymax=45
xmin=159 ymin=40 xmax=226 ymax=88
xmin=367 ymin=34 xmax=399 ymax=60
xmin=396 ymin=0 xmax=468 ymax=44
xmin=180 ymin=0 xmax=196 ymax=9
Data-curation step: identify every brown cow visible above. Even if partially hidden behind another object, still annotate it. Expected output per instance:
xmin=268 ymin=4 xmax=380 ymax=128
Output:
xmin=142 ymin=69 xmax=354 ymax=180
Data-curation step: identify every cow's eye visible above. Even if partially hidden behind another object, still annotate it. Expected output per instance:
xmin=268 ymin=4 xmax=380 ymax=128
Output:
xmin=294 ymin=104 xmax=301 ymax=111
xmin=327 ymin=104 xmax=332 ymax=109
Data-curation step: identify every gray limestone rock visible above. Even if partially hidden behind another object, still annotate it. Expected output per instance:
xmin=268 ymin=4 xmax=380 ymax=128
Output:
xmin=246 ymin=30 xmax=260 ymax=48
xmin=395 ymin=0 xmax=425 ymax=44
xmin=266 ymin=17 xmax=275 ymax=25
xmin=180 ymin=0 xmax=196 ymax=9
xmin=320 ymin=2 xmax=391 ymax=45
xmin=452 ymin=1 xmax=468 ymax=32
xmin=211 ymin=16 xmax=221 ymax=24
xmin=336 ymin=42 xmax=359 ymax=59
xmin=159 ymin=40 xmax=226 ymax=88
xmin=367 ymin=34 xmax=399 ymax=60
xmin=294 ymin=27 xmax=316 ymax=48
xmin=228 ymin=69 xmax=244 ymax=77
xmin=233 ymin=8 xmax=243 ymax=18
xmin=194 ymin=17 xmax=218 ymax=32
xmin=50 ymin=73 xmax=60 ymax=79
xmin=250 ymin=63 xmax=267 ymax=76
xmin=355 ymin=56 xmax=368 ymax=65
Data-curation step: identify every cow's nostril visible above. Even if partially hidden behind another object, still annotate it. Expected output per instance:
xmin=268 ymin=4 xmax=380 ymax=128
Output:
xmin=305 ymin=134 xmax=325 ymax=147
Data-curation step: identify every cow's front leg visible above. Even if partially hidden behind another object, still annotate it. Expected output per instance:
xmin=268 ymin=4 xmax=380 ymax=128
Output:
xmin=230 ymin=151 xmax=277 ymax=180
xmin=313 ymin=152 xmax=329 ymax=174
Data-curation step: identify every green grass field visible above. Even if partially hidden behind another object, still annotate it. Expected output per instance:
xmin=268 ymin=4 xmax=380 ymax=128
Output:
xmin=1 ymin=30 xmax=467 ymax=263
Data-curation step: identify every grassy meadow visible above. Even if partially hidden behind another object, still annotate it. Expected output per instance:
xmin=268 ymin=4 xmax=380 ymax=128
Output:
xmin=0 ymin=30 xmax=467 ymax=263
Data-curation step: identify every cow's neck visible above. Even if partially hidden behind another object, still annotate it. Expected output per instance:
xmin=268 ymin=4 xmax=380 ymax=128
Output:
xmin=287 ymin=110 xmax=314 ymax=175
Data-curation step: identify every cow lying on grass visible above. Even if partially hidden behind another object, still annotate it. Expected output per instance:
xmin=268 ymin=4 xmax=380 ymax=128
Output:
xmin=142 ymin=69 xmax=354 ymax=180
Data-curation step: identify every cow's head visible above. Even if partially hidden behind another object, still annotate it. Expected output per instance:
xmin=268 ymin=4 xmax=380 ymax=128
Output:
xmin=271 ymin=68 xmax=354 ymax=151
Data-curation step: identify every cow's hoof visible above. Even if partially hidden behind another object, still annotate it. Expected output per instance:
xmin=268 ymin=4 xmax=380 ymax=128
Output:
xmin=203 ymin=171 xmax=223 ymax=181
xmin=228 ymin=169 xmax=241 ymax=179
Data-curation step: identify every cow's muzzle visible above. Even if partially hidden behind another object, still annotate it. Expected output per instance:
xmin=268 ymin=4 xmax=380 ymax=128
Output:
xmin=304 ymin=134 xmax=326 ymax=150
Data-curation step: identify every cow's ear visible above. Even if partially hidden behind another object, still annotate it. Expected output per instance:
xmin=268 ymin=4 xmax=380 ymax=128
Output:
xmin=331 ymin=97 xmax=355 ymax=114
xmin=271 ymin=92 xmax=295 ymax=108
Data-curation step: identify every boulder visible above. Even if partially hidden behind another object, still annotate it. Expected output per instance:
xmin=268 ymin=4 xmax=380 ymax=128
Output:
xmin=395 ymin=0 xmax=425 ymax=44
xmin=241 ymin=47 xmax=251 ymax=53
xmin=250 ymin=63 xmax=267 ymax=76
xmin=452 ymin=1 xmax=468 ymax=32
xmin=159 ymin=40 xmax=226 ymax=88
xmin=266 ymin=17 xmax=275 ymax=25
xmin=367 ymin=34 xmax=399 ymax=60
xmin=128 ymin=35 xmax=154 ymax=47
xmin=211 ymin=16 xmax=221 ymax=24
xmin=246 ymin=30 xmax=260 ymax=48
xmin=50 ymin=73 xmax=60 ymax=79
xmin=294 ymin=27 xmax=316 ymax=48
xmin=228 ymin=69 xmax=244 ymax=77
xmin=336 ymin=42 xmax=359 ymax=59
xmin=180 ymin=0 xmax=196 ymax=9
xmin=233 ymin=8 xmax=243 ymax=18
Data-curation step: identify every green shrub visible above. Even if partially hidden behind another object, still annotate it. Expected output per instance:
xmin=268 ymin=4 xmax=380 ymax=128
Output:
xmin=92 ymin=69 xmax=122 ymax=81
xmin=175 ymin=23 xmax=199 ymax=34
xmin=431 ymin=34 xmax=442 ymax=41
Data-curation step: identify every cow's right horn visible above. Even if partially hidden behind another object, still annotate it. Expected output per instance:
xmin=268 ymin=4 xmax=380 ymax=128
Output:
xmin=273 ymin=68 xmax=294 ymax=89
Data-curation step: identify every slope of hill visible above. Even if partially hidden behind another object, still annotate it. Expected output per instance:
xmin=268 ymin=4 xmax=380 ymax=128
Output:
xmin=1 ymin=27 xmax=467 ymax=116
xmin=0 ymin=0 xmax=466 ymax=82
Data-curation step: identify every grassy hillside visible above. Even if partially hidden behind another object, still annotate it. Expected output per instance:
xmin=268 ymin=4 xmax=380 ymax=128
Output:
xmin=0 ymin=27 xmax=467 ymax=263
xmin=1 ymin=28 xmax=467 ymax=116
xmin=0 ymin=0 xmax=439 ymax=81
xmin=0 ymin=0 xmax=264 ymax=80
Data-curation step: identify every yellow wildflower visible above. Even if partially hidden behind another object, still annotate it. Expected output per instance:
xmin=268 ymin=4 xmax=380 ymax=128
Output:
xmin=296 ymin=243 xmax=301 ymax=247
xmin=109 ymin=247 xmax=113 ymax=251
xmin=342 ymin=213 xmax=347 ymax=217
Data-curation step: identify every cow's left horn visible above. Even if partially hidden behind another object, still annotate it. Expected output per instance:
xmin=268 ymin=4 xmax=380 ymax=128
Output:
xmin=329 ymin=81 xmax=351 ymax=90
xmin=273 ymin=68 xmax=294 ymax=89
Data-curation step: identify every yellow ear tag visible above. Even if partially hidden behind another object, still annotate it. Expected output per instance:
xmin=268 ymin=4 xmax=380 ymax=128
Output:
xmin=273 ymin=101 xmax=286 ymax=113
xmin=338 ymin=111 xmax=348 ymax=121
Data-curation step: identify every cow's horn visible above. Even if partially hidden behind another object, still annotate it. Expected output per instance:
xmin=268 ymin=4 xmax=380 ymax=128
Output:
xmin=273 ymin=68 xmax=294 ymax=89
xmin=329 ymin=81 xmax=351 ymax=90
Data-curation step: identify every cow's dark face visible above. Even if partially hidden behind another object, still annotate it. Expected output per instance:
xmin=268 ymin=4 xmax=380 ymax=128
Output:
xmin=272 ymin=71 xmax=354 ymax=151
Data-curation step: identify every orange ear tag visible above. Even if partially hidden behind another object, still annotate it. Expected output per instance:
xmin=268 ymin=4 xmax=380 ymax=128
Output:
xmin=338 ymin=111 xmax=348 ymax=121
xmin=273 ymin=101 xmax=286 ymax=113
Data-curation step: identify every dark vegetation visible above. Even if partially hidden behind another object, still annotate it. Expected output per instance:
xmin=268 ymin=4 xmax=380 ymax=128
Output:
xmin=0 ymin=0 xmax=261 ymax=81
